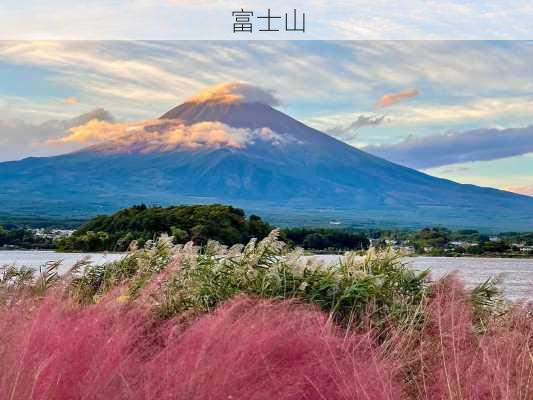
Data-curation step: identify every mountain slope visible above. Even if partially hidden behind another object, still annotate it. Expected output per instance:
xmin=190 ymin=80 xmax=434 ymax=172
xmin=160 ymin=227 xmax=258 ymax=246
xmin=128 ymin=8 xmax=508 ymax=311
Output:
xmin=1 ymin=99 xmax=532 ymax=230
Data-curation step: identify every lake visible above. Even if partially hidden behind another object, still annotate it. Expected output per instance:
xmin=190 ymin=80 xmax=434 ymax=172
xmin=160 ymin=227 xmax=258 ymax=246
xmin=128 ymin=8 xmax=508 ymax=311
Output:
xmin=0 ymin=251 xmax=126 ymax=274
xmin=313 ymin=255 xmax=533 ymax=301
xmin=1 ymin=251 xmax=532 ymax=301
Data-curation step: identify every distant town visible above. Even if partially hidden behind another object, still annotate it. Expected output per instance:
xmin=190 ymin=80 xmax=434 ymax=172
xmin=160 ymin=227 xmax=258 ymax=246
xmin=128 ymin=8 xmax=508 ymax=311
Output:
xmin=367 ymin=227 xmax=533 ymax=257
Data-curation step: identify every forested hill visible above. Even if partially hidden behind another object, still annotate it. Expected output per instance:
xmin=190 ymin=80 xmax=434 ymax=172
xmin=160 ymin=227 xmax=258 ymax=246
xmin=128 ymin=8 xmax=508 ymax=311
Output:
xmin=56 ymin=204 xmax=273 ymax=252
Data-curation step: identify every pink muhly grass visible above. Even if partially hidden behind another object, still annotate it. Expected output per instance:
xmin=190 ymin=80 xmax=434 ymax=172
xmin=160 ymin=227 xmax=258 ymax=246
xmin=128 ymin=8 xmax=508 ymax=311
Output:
xmin=475 ymin=308 xmax=533 ymax=400
xmin=0 ymin=294 xmax=399 ymax=400
xmin=413 ymin=277 xmax=533 ymax=400
xmin=137 ymin=296 xmax=400 ymax=400
xmin=0 ymin=294 xmax=151 ymax=400
xmin=1 ymin=277 xmax=531 ymax=400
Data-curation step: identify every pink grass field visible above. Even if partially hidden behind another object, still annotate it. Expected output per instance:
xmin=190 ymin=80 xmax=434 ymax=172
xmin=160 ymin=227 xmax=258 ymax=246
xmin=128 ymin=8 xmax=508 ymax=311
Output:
xmin=0 ymin=282 xmax=531 ymax=400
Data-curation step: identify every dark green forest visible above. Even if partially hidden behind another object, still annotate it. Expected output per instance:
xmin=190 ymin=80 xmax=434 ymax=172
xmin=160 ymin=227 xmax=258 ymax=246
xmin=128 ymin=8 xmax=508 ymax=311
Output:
xmin=56 ymin=204 xmax=273 ymax=252
xmin=282 ymin=227 xmax=369 ymax=251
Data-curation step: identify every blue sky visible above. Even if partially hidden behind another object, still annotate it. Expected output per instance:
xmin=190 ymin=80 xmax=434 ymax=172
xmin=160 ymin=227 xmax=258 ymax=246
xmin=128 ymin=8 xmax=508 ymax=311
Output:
xmin=0 ymin=41 xmax=531 ymax=195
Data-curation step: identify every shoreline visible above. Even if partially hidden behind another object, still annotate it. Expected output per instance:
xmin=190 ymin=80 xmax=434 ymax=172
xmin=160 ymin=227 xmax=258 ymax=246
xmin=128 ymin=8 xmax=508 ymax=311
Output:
xmin=2 ymin=247 xmax=533 ymax=259
xmin=307 ymin=249 xmax=533 ymax=259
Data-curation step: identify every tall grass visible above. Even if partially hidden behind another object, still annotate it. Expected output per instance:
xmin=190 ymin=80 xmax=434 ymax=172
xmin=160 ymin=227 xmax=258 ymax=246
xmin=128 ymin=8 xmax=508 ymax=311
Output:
xmin=0 ymin=231 xmax=531 ymax=399
xmin=398 ymin=277 xmax=533 ymax=400
xmin=0 ymin=295 xmax=400 ymax=399
xmin=70 ymin=231 xmax=430 ymax=330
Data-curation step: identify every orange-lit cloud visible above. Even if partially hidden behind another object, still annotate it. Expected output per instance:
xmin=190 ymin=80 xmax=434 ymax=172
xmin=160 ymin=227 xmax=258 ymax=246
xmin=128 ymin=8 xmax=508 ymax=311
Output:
xmin=188 ymin=82 xmax=280 ymax=106
xmin=49 ymin=119 xmax=130 ymax=145
xmin=65 ymin=96 xmax=79 ymax=105
xmin=48 ymin=118 xmax=285 ymax=152
xmin=376 ymin=88 xmax=419 ymax=108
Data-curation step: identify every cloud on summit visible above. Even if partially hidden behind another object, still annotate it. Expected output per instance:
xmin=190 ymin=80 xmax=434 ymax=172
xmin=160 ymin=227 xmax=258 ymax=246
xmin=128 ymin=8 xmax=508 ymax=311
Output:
xmin=188 ymin=82 xmax=281 ymax=107
xmin=365 ymin=126 xmax=533 ymax=169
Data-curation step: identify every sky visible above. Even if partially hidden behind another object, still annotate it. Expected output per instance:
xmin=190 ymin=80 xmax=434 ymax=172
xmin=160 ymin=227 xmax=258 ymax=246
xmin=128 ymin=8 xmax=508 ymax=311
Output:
xmin=0 ymin=40 xmax=531 ymax=196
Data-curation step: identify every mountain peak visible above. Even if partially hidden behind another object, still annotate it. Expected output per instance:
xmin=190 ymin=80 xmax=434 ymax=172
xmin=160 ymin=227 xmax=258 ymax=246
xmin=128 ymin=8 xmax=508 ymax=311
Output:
xmin=159 ymin=98 xmax=353 ymax=152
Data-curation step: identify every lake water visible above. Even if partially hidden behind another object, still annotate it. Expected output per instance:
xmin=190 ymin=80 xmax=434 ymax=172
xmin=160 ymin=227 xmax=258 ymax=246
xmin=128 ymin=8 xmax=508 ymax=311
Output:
xmin=1 ymin=251 xmax=532 ymax=301
xmin=313 ymin=255 xmax=533 ymax=301
xmin=0 ymin=251 xmax=125 ymax=274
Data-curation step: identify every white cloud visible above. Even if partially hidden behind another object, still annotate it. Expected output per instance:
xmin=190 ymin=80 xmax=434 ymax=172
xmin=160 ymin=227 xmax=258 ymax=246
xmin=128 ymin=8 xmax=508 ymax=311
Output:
xmin=388 ymin=97 xmax=533 ymax=126
xmin=342 ymin=41 xmax=533 ymax=95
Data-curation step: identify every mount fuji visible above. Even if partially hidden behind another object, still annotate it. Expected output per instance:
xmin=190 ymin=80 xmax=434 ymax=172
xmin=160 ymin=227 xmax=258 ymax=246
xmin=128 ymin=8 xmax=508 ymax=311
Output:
xmin=1 ymin=84 xmax=532 ymax=230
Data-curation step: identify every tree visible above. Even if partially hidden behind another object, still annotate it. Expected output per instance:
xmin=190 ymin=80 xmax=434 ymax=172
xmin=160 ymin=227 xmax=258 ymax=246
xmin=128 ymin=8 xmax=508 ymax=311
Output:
xmin=283 ymin=228 xmax=369 ymax=251
xmin=303 ymin=233 xmax=329 ymax=250
xmin=170 ymin=227 xmax=188 ymax=244
xmin=413 ymin=227 xmax=450 ymax=251
xmin=482 ymin=240 xmax=509 ymax=253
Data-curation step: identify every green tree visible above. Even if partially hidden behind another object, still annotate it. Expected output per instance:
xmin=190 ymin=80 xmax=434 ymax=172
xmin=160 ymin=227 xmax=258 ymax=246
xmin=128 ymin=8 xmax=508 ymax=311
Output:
xmin=170 ymin=226 xmax=189 ymax=243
